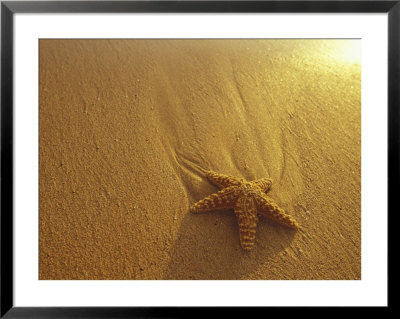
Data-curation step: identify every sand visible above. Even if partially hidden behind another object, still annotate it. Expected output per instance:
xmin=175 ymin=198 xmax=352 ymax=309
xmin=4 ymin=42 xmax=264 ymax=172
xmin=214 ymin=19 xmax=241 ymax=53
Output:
xmin=39 ymin=39 xmax=361 ymax=280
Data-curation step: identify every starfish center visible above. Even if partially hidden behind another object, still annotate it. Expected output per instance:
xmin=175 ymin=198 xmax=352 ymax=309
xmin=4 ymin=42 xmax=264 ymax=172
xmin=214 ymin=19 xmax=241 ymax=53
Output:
xmin=241 ymin=182 xmax=258 ymax=196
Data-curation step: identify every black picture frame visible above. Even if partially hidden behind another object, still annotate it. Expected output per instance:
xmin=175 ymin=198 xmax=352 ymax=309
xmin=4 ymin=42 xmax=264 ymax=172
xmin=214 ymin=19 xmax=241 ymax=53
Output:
xmin=1 ymin=0 xmax=395 ymax=317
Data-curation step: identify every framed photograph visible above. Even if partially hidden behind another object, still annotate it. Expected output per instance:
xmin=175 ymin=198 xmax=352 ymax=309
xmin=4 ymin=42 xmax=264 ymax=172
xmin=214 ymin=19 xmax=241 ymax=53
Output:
xmin=1 ymin=0 xmax=395 ymax=317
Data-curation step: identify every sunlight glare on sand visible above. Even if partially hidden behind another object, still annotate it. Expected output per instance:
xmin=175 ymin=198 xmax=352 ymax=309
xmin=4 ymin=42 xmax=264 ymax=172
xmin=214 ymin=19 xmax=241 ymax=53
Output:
xmin=335 ymin=40 xmax=361 ymax=64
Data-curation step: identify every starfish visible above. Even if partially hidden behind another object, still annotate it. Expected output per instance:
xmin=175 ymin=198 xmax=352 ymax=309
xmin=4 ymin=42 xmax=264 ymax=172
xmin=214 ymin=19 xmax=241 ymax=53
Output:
xmin=190 ymin=171 xmax=299 ymax=251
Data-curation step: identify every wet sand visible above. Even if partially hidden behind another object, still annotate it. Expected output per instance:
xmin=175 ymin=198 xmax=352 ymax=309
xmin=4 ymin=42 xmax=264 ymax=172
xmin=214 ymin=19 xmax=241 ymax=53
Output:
xmin=39 ymin=39 xmax=361 ymax=280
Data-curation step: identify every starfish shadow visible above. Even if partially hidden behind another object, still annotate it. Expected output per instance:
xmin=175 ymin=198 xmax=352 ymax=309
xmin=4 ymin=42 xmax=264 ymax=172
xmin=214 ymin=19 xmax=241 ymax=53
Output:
xmin=163 ymin=209 xmax=297 ymax=280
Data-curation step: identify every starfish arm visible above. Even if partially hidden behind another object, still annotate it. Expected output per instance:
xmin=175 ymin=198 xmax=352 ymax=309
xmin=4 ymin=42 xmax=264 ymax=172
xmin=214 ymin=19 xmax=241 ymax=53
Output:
xmin=251 ymin=178 xmax=273 ymax=193
xmin=206 ymin=171 xmax=243 ymax=189
xmin=190 ymin=186 xmax=238 ymax=213
xmin=256 ymin=194 xmax=299 ymax=229
xmin=235 ymin=196 xmax=258 ymax=251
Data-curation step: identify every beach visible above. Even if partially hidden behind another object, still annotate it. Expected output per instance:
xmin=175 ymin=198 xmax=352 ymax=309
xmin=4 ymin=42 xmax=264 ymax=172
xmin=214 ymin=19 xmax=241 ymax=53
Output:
xmin=39 ymin=39 xmax=361 ymax=280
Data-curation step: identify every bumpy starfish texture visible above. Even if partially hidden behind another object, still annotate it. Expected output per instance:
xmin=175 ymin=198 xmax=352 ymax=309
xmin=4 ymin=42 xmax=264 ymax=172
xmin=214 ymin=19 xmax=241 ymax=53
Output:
xmin=191 ymin=171 xmax=299 ymax=251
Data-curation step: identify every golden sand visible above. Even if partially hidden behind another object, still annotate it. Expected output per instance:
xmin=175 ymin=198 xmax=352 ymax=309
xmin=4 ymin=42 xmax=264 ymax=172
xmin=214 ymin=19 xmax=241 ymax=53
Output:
xmin=39 ymin=39 xmax=361 ymax=280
